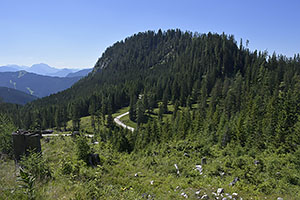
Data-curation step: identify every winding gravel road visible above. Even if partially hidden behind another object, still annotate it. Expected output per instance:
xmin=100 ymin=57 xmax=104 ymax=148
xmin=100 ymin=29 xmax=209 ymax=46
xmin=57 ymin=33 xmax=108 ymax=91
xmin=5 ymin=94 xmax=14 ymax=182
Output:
xmin=42 ymin=111 xmax=134 ymax=137
xmin=113 ymin=111 xmax=135 ymax=132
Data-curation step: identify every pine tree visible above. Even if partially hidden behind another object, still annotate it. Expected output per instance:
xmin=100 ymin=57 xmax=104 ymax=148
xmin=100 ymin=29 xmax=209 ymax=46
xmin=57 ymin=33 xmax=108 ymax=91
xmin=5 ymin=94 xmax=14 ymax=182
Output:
xmin=129 ymin=94 xmax=137 ymax=122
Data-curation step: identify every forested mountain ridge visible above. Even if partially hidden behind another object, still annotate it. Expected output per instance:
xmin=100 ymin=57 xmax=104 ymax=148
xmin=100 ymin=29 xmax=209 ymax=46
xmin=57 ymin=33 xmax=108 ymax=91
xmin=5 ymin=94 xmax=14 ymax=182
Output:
xmin=0 ymin=86 xmax=37 ymax=105
xmin=16 ymin=30 xmax=300 ymax=152
xmin=1 ymin=29 xmax=300 ymax=198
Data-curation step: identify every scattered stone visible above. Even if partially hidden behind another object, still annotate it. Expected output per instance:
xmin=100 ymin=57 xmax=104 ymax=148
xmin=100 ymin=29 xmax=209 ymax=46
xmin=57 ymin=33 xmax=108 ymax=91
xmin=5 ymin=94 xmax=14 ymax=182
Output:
xmin=275 ymin=172 xmax=281 ymax=176
xmin=201 ymin=194 xmax=209 ymax=199
xmin=150 ymin=180 xmax=154 ymax=185
xmin=232 ymin=193 xmax=238 ymax=196
xmin=195 ymin=190 xmax=201 ymax=195
xmin=174 ymin=164 xmax=180 ymax=175
xmin=277 ymin=198 xmax=283 ymax=200
xmin=212 ymin=192 xmax=217 ymax=196
xmin=184 ymin=153 xmax=190 ymax=158
xmin=254 ymin=160 xmax=260 ymax=165
xmin=222 ymin=198 xmax=228 ymax=200
xmin=195 ymin=165 xmax=203 ymax=175
xmin=217 ymin=188 xmax=224 ymax=195
xmin=135 ymin=172 xmax=142 ymax=177
xmin=93 ymin=141 xmax=99 ymax=145
xmin=181 ymin=192 xmax=188 ymax=198
xmin=229 ymin=177 xmax=239 ymax=186
xmin=201 ymin=157 xmax=207 ymax=165
xmin=219 ymin=171 xmax=226 ymax=176
xmin=141 ymin=193 xmax=154 ymax=199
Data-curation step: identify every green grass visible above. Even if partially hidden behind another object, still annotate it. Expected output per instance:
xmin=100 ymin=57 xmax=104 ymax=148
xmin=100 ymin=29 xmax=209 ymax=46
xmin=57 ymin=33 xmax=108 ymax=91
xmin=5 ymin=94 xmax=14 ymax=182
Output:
xmin=2 ymin=136 xmax=298 ymax=199
xmin=112 ymin=106 xmax=130 ymax=118
xmin=119 ymin=114 xmax=137 ymax=129
xmin=2 ymin=103 xmax=297 ymax=199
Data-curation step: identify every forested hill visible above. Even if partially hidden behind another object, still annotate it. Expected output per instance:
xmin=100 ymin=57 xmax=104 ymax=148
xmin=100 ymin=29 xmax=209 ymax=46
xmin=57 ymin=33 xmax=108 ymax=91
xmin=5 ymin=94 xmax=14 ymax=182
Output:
xmin=0 ymin=87 xmax=37 ymax=105
xmin=18 ymin=29 xmax=300 ymax=152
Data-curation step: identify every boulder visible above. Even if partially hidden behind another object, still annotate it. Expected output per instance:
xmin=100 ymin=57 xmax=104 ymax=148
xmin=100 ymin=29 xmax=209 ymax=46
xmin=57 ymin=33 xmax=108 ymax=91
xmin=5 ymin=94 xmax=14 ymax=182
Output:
xmin=195 ymin=165 xmax=203 ymax=175
xmin=181 ymin=192 xmax=188 ymax=198
xmin=174 ymin=164 xmax=180 ymax=175
xmin=217 ymin=188 xmax=224 ymax=195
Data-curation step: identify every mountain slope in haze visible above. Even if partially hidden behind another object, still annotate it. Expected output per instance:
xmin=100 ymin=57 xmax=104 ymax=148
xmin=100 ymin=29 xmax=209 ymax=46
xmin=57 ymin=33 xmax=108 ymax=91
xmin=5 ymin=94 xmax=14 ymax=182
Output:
xmin=0 ymin=71 xmax=81 ymax=98
xmin=0 ymin=63 xmax=80 ymax=77
xmin=27 ymin=63 xmax=78 ymax=77
xmin=66 ymin=68 xmax=93 ymax=77
xmin=0 ymin=86 xmax=38 ymax=105
xmin=0 ymin=65 xmax=27 ymax=72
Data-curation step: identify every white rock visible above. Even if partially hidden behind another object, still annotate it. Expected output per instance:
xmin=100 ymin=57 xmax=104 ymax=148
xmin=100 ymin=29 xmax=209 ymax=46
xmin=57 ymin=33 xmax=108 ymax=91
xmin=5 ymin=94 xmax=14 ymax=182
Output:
xmin=201 ymin=194 xmax=208 ymax=199
xmin=134 ymin=172 xmax=141 ymax=177
xmin=195 ymin=165 xmax=203 ymax=175
xmin=181 ymin=192 xmax=188 ymax=198
xmin=217 ymin=188 xmax=224 ymax=195
xmin=174 ymin=164 xmax=180 ymax=175
xmin=277 ymin=198 xmax=283 ymax=200
xmin=232 ymin=193 xmax=238 ymax=196
xmin=195 ymin=190 xmax=201 ymax=195
xmin=150 ymin=180 xmax=154 ymax=185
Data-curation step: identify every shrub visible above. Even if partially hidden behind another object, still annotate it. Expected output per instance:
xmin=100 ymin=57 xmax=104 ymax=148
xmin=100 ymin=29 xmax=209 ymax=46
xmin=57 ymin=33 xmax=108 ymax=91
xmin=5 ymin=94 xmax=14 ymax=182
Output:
xmin=0 ymin=114 xmax=15 ymax=157
xmin=17 ymin=167 xmax=36 ymax=200
xmin=75 ymin=134 xmax=91 ymax=164
xmin=19 ymin=151 xmax=51 ymax=181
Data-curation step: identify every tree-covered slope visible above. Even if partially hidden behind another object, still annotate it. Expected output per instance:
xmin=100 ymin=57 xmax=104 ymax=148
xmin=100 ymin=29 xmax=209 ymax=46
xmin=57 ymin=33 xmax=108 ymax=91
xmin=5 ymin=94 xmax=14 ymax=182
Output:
xmin=18 ymin=30 xmax=300 ymax=146
xmin=0 ymin=87 xmax=38 ymax=105
xmin=1 ymin=29 xmax=300 ymax=198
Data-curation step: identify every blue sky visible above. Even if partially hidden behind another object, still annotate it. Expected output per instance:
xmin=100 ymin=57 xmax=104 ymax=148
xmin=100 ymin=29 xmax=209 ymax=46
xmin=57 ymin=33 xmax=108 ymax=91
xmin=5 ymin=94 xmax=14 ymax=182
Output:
xmin=0 ymin=0 xmax=299 ymax=69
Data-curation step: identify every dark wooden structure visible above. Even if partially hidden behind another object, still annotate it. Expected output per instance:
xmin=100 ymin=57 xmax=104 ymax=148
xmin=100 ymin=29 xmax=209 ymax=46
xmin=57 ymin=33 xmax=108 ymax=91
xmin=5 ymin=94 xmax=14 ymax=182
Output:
xmin=12 ymin=130 xmax=41 ymax=161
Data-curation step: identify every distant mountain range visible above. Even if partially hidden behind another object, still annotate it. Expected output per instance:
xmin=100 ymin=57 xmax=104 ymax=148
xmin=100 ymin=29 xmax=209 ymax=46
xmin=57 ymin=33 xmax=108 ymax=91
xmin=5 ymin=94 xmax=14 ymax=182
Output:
xmin=0 ymin=86 xmax=38 ymax=105
xmin=0 ymin=71 xmax=82 ymax=98
xmin=0 ymin=63 xmax=92 ymax=78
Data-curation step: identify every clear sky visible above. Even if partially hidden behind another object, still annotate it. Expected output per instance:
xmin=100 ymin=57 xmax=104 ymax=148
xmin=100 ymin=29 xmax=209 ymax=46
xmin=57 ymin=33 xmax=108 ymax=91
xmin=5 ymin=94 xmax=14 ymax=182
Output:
xmin=0 ymin=0 xmax=299 ymax=69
